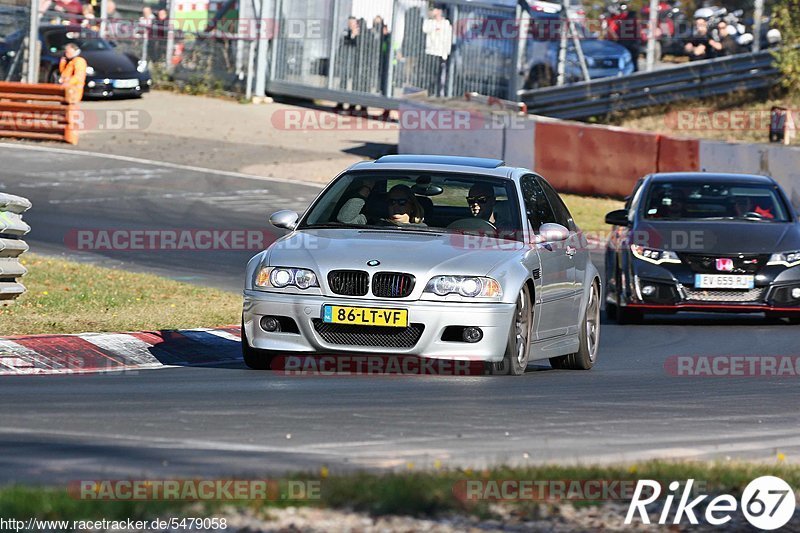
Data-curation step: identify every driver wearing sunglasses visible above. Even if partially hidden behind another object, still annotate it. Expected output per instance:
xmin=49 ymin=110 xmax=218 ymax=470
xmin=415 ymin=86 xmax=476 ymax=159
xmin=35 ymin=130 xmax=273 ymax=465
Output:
xmin=466 ymin=183 xmax=499 ymax=224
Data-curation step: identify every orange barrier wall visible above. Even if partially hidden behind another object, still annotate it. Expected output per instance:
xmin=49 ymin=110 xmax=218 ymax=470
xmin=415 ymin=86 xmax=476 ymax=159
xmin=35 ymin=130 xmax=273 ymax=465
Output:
xmin=657 ymin=136 xmax=700 ymax=172
xmin=535 ymin=121 xmax=660 ymax=197
xmin=0 ymin=82 xmax=80 ymax=144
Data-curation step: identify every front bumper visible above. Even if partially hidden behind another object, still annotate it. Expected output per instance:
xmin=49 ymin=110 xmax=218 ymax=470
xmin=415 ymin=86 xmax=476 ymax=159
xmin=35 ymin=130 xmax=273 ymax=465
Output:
xmin=85 ymin=75 xmax=152 ymax=98
xmin=622 ymin=259 xmax=800 ymax=314
xmin=243 ymin=290 xmax=516 ymax=361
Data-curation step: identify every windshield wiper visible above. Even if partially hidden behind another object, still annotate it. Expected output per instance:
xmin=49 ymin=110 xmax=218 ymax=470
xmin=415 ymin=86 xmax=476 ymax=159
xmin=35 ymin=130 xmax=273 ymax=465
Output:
xmin=301 ymin=222 xmax=366 ymax=230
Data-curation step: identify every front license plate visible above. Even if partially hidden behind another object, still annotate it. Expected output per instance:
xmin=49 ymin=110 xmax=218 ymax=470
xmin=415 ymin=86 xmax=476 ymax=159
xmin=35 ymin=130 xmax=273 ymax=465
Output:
xmin=113 ymin=79 xmax=139 ymax=89
xmin=694 ymin=274 xmax=754 ymax=289
xmin=323 ymin=305 xmax=408 ymax=327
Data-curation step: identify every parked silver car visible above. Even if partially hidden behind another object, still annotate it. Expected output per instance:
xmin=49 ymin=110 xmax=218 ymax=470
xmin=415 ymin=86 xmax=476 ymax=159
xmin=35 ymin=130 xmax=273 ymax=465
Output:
xmin=242 ymin=155 xmax=601 ymax=375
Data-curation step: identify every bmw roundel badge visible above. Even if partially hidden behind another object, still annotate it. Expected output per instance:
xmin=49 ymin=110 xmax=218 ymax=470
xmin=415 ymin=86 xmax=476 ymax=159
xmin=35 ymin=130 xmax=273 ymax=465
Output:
xmin=367 ymin=260 xmax=380 ymax=267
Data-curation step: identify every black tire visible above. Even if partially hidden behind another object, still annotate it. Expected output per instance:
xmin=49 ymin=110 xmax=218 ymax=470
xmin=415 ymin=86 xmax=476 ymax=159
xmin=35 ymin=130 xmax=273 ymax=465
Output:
xmin=241 ymin=321 xmax=273 ymax=370
xmin=766 ymin=313 xmax=800 ymax=325
xmin=551 ymin=282 xmax=600 ymax=370
xmin=489 ymin=285 xmax=533 ymax=376
xmin=605 ymin=301 xmax=618 ymax=321
xmin=613 ymin=272 xmax=642 ymax=324
xmin=616 ymin=305 xmax=643 ymax=325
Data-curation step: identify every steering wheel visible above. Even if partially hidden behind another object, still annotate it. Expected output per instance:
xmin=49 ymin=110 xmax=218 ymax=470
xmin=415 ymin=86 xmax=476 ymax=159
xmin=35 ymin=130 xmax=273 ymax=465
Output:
xmin=743 ymin=211 xmax=767 ymax=219
xmin=447 ymin=217 xmax=497 ymax=232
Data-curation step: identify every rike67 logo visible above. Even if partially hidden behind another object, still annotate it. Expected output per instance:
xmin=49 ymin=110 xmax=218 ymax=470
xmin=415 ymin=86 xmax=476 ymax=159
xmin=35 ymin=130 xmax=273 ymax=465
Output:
xmin=626 ymin=477 xmax=796 ymax=530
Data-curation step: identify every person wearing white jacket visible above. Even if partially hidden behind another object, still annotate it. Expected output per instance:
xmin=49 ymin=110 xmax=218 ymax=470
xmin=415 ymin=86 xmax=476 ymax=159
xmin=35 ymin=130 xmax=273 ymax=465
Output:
xmin=422 ymin=8 xmax=452 ymax=96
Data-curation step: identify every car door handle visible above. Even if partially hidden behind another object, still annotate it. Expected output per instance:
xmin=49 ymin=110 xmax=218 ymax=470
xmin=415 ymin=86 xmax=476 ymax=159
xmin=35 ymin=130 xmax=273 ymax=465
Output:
xmin=566 ymin=246 xmax=577 ymax=257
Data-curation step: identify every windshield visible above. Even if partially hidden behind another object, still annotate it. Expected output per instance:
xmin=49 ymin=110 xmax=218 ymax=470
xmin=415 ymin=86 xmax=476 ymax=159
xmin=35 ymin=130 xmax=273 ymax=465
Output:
xmin=643 ymin=181 xmax=790 ymax=222
xmin=300 ymin=171 xmax=524 ymax=240
xmin=45 ymin=30 xmax=114 ymax=52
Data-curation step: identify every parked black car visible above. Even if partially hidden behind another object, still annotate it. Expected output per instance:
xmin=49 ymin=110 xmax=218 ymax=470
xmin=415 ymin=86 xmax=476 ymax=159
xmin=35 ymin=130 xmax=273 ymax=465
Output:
xmin=0 ymin=25 xmax=151 ymax=98
xmin=605 ymin=172 xmax=800 ymax=324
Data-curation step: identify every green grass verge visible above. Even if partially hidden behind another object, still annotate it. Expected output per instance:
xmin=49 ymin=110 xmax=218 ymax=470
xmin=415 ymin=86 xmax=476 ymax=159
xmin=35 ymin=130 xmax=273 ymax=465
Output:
xmin=1 ymin=461 xmax=796 ymax=522
xmin=562 ymin=194 xmax=623 ymax=235
xmin=1 ymin=254 xmax=241 ymax=336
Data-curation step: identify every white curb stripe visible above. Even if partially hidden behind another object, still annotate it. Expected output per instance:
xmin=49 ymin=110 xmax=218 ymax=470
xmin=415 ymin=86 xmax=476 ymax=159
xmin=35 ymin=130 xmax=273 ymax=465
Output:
xmin=78 ymin=332 xmax=162 ymax=367
xmin=1 ymin=328 xmax=244 ymax=376
xmin=0 ymin=339 xmax=56 ymax=372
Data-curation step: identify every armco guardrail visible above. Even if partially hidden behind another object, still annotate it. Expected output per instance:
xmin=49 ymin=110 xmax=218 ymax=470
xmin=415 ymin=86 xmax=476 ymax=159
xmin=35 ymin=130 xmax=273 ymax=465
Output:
xmin=0 ymin=82 xmax=80 ymax=144
xmin=518 ymin=51 xmax=780 ymax=120
xmin=0 ymin=193 xmax=31 ymax=305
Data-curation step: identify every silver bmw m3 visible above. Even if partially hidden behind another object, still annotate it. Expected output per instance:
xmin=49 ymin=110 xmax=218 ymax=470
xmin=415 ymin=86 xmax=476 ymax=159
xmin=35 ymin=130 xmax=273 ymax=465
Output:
xmin=242 ymin=155 xmax=601 ymax=375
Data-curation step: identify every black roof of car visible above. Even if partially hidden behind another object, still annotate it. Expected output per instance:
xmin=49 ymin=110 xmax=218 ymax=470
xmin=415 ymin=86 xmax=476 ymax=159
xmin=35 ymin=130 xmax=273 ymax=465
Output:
xmin=648 ymin=172 xmax=777 ymax=185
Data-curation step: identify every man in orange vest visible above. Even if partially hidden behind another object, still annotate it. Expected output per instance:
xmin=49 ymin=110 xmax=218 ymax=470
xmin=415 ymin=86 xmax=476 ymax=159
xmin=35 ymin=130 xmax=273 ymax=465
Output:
xmin=58 ymin=42 xmax=87 ymax=102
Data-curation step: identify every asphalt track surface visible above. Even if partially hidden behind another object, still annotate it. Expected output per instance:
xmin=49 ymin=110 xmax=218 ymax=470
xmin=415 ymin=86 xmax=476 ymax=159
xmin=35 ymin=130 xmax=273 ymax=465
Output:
xmin=1 ymin=143 xmax=799 ymax=485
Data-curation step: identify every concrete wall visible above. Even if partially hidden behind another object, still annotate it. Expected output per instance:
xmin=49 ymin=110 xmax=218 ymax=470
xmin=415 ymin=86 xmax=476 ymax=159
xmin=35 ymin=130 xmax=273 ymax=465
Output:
xmin=399 ymin=101 xmax=800 ymax=208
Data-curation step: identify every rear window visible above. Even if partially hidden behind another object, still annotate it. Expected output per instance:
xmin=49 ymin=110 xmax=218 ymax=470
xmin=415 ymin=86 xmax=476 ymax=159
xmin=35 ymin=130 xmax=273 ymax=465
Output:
xmin=643 ymin=181 xmax=789 ymax=222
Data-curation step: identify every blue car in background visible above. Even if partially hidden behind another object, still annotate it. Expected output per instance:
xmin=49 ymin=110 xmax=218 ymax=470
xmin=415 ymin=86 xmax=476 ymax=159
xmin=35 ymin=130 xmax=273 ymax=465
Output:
xmin=452 ymin=1 xmax=634 ymax=95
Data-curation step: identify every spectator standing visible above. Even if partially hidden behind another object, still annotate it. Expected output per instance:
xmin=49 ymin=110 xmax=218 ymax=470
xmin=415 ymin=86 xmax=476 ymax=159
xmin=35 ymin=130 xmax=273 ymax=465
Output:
xmin=684 ymin=16 xmax=720 ymax=61
xmin=139 ymin=6 xmax=155 ymax=28
xmin=80 ymin=3 xmax=97 ymax=29
xmin=713 ymin=21 xmax=739 ymax=56
xmin=422 ymin=7 xmax=452 ymax=97
xmin=59 ymin=42 xmax=87 ymax=102
xmin=338 ymin=17 xmax=361 ymax=91
xmin=606 ymin=2 xmax=640 ymax=71
xmin=370 ymin=15 xmax=391 ymax=94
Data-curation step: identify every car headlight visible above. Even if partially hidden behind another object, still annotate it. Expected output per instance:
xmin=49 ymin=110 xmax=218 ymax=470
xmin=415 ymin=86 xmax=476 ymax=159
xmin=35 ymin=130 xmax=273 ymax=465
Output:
xmin=85 ymin=66 xmax=95 ymax=75
xmin=631 ymin=244 xmax=681 ymax=265
xmin=424 ymin=276 xmax=502 ymax=298
xmin=137 ymin=60 xmax=147 ymax=73
xmin=768 ymin=251 xmax=800 ymax=267
xmin=584 ymin=56 xmax=596 ymax=67
xmin=255 ymin=266 xmax=318 ymax=289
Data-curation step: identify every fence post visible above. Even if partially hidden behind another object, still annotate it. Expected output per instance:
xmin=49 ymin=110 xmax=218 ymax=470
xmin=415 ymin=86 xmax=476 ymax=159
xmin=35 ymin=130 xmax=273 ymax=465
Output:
xmin=25 ymin=0 xmax=39 ymax=84
xmin=0 ymin=193 xmax=32 ymax=306
xmin=165 ymin=0 xmax=178 ymax=72
xmin=253 ymin=0 xmax=273 ymax=99
xmin=445 ymin=5 xmax=457 ymax=98
xmin=268 ymin=0 xmax=281 ymax=84
xmin=384 ymin=1 xmax=398 ymax=98
xmin=326 ymin=0 xmax=339 ymax=90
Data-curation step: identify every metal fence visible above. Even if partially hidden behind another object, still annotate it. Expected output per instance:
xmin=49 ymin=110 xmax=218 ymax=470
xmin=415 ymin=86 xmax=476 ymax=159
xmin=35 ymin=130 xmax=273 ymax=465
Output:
xmin=0 ymin=193 xmax=31 ymax=306
xmin=518 ymin=49 xmax=780 ymax=120
xmin=266 ymin=0 xmax=519 ymax=107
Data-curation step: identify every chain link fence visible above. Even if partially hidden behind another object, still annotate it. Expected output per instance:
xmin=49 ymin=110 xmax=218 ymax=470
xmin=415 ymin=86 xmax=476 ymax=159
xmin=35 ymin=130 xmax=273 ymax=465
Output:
xmin=1 ymin=0 xmax=520 ymax=101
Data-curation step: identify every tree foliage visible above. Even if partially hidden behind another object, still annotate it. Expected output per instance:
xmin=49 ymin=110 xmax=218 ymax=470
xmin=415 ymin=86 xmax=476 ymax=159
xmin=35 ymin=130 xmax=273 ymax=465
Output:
xmin=772 ymin=0 xmax=800 ymax=95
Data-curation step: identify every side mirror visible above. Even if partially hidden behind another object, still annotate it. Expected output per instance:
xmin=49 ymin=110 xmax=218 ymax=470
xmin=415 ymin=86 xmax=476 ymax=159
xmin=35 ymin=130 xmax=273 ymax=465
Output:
xmin=535 ymin=222 xmax=570 ymax=244
xmin=605 ymin=209 xmax=630 ymax=227
xmin=269 ymin=210 xmax=299 ymax=230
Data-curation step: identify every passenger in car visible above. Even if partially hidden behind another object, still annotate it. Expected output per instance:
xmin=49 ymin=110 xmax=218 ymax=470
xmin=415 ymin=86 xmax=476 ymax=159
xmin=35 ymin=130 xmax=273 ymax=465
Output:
xmin=336 ymin=179 xmax=375 ymax=224
xmin=336 ymin=182 xmax=426 ymax=226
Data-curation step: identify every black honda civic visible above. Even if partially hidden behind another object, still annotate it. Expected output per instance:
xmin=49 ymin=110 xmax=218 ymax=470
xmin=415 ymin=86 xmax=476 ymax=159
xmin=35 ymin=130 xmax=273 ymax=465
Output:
xmin=604 ymin=172 xmax=800 ymax=324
